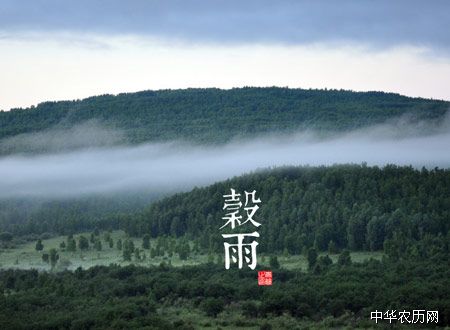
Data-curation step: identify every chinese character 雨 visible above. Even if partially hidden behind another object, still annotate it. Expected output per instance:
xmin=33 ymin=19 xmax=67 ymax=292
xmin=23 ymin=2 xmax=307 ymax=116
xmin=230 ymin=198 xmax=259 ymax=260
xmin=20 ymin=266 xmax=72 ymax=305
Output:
xmin=222 ymin=232 xmax=259 ymax=270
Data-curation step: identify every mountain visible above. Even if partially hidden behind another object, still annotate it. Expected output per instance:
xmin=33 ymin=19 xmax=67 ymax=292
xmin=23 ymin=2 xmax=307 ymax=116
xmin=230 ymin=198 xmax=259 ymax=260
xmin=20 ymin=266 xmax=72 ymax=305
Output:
xmin=1 ymin=87 xmax=448 ymax=151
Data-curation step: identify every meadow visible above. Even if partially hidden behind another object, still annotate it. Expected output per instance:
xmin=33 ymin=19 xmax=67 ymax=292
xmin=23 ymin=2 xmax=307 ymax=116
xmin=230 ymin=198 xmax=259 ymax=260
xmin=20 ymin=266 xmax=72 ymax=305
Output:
xmin=0 ymin=230 xmax=383 ymax=271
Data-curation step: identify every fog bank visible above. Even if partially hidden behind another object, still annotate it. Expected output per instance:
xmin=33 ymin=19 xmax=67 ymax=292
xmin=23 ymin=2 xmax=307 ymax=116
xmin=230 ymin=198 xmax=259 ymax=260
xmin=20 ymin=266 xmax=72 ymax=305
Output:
xmin=1 ymin=119 xmax=450 ymax=198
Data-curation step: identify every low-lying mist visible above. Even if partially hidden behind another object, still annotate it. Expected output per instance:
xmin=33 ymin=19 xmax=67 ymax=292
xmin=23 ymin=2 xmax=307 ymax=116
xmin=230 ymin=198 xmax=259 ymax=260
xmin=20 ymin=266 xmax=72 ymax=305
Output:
xmin=0 ymin=120 xmax=125 ymax=155
xmin=1 ymin=115 xmax=450 ymax=199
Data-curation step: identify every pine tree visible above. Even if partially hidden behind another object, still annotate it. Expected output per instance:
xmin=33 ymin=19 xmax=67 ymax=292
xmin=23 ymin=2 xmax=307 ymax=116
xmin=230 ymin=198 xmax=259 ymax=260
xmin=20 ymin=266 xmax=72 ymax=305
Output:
xmin=49 ymin=248 xmax=59 ymax=269
xmin=78 ymin=236 xmax=89 ymax=250
xmin=123 ymin=240 xmax=134 ymax=261
xmin=307 ymin=248 xmax=318 ymax=270
xmin=94 ymin=240 xmax=102 ymax=251
xmin=35 ymin=239 xmax=44 ymax=251
xmin=67 ymin=237 xmax=76 ymax=252
xmin=328 ymin=240 xmax=338 ymax=254
xmin=123 ymin=246 xmax=132 ymax=261
xmin=142 ymin=234 xmax=151 ymax=250
xmin=134 ymin=248 xmax=141 ymax=261
xmin=337 ymin=250 xmax=352 ymax=266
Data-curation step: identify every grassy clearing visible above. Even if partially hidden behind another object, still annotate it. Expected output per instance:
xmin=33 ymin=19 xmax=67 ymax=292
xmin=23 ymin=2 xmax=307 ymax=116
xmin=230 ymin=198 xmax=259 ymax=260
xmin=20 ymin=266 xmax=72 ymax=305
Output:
xmin=0 ymin=230 xmax=383 ymax=271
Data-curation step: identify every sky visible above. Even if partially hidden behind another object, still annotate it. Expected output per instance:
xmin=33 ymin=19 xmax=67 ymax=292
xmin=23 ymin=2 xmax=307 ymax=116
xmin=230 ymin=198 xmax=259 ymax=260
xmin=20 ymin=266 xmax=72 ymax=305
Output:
xmin=1 ymin=0 xmax=450 ymax=110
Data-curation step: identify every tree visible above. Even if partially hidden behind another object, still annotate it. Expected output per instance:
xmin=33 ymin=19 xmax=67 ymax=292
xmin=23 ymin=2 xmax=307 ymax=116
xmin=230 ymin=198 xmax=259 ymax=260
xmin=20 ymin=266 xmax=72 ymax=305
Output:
xmin=347 ymin=216 xmax=366 ymax=250
xmin=67 ymin=237 xmax=76 ymax=252
xmin=126 ymin=239 xmax=135 ymax=252
xmin=242 ymin=301 xmax=259 ymax=318
xmin=123 ymin=240 xmax=134 ymax=261
xmin=307 ymin=248 xmax=318 ymax=270
xmin=123 ymin=246 xmax=132 ymax=261
xmin=328 ymin=240 xmax=338 ymax=254
xmin=42 ymin=253 xmax=49 ymax=263
xmin=0 ymin=232 xmax=13 ymax=242
xmin=59 ymin=241 xmax=66 ymax=250
xmin=49 ymin=248 xmax=59 ymax=269
xmin=366 ymin=216 xmax=386 ymax=251
xmin=170 ymin=216 xmax=183 ymax=237
xmin=94 ymin=240 xmax=102 ymax=251
xmin=201 ymin=297 xmax=225 ymax=317
xmin=269 ymin=256 xmax=280 ymax=269
xmin=78 ymin=236 xmax=89 ymax=250
xmin=103 ymin=231 xmax=111 ymax=242
xmin=134 ymin=248 xmax=141 ymax=261
xmin=35 ymin=239 xmax=44 ymax=251
xmin=178 ymin=242 xmax=190 ymax=260
xmin=314 ymin=224 xmax=334 ymax=251
xmin=318 ymin=255 xmax=333 ymax=267
xmin=338 ymin=249 xmax=351 ymax=266
xmin=116 ymin=238 xmax=122 ymax=250
xmin=142 ymin=234 xmax=151 ymax=250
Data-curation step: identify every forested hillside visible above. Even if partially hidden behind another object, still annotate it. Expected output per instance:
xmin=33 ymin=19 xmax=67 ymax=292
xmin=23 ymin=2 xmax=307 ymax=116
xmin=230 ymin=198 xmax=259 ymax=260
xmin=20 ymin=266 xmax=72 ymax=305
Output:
xmin=3 ymin=164 xmax=448 ymax=261
xmin=1 ymin=87 xmax=448 ymax=150
xmin=125 ymin=165 xmax=450 ymax=257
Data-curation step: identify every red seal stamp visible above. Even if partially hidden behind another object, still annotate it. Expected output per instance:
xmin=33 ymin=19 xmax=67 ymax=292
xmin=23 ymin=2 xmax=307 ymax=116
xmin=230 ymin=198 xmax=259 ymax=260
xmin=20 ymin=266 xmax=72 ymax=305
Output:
xmin=258 ymin=271 xmax=272 ymax=286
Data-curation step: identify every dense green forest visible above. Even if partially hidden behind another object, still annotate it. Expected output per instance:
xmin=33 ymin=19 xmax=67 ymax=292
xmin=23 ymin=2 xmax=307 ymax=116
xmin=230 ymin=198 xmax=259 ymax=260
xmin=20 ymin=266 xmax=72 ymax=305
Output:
xmin=3 ymin=165 xmax=449 ymax=261
xmin=1 ymin=87 xmax=448 ymax=153
xmin=1 ymin=255 xmax=448 ymax=328
xmin=123 ymin=165 xmax=450 ymax=256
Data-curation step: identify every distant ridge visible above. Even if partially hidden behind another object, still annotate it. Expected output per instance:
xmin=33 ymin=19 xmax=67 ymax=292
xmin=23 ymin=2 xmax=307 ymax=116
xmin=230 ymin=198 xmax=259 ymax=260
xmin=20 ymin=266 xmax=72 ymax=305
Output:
xmin=1 ymin=87 xmax=448 ymax=149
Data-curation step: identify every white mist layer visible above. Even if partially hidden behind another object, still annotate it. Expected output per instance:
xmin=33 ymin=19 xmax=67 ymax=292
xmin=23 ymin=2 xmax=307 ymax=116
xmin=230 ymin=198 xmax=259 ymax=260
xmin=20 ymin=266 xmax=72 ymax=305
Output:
xmin=1 ymin=121 xmax=450 ymax=199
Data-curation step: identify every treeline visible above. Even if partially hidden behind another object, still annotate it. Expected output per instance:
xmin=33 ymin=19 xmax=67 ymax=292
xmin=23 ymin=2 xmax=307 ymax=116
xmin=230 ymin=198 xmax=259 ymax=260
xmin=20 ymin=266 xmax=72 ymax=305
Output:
xmin=1 ymin=87 xmax=448 ymax=152
xmin=0 ymin=255 xmax=449 ymax=328
xmin=123 ymin=164 xmax=450 ymax=257
xmin=0 ymin=194 xmax=152 ymax=238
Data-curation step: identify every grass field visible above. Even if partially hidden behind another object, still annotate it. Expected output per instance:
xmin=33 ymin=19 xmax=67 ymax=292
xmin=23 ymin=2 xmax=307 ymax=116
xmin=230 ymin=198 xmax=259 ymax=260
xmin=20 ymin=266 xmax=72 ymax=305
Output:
xmin=0 ymin=230 xmax=383 ymax=271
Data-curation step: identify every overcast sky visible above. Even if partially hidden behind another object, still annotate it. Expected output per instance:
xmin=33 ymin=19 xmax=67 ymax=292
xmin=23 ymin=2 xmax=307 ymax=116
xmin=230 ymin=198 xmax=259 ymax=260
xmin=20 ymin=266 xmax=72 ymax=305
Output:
xmin=1 ymin=0 xmax=450 ymax=110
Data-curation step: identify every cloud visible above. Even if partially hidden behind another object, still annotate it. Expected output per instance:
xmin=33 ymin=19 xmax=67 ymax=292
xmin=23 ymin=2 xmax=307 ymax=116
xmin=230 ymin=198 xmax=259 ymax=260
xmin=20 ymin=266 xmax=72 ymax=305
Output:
xmin=1 ymin=0 xmax=449 ymax=51
xmin=0 ymin=116 xmax=449 ymax=199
